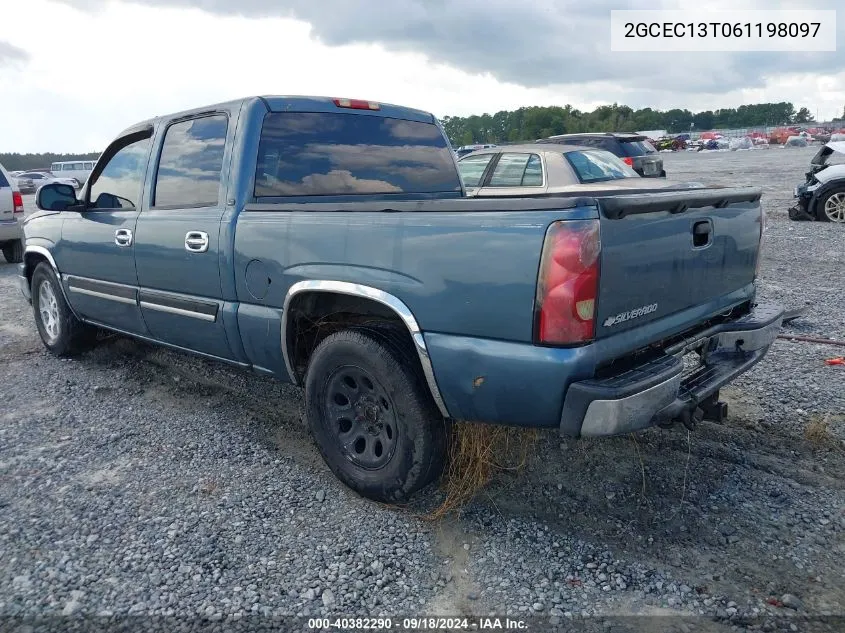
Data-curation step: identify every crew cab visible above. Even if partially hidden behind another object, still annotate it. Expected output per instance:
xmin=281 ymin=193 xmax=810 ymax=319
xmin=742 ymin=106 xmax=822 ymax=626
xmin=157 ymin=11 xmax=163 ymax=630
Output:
xmin=19 ymin=96 xmax=781 ymax=502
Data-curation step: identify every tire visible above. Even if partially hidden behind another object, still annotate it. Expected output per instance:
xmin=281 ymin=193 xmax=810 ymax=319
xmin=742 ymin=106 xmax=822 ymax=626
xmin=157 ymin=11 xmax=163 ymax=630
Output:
xmin=305 ymin=329 xmax=447 ymax=503
xmin=31 ymin=262 xmax=97 ymax=356
xmin=816 ymin=187 xmax=845 ymax=223
xmin=2 ymin=240 xmax=23 ymax=264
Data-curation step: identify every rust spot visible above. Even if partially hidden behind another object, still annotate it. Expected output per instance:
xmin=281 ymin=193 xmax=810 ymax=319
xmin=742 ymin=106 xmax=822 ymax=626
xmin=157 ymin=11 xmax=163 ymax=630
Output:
xmin=472 ymin=376 xmax=485 ymax=389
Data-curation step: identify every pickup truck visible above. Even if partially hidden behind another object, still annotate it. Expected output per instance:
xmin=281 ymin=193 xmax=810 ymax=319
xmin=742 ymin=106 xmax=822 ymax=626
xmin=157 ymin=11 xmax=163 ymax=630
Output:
xmin=19 ymin=95 xmax=782 ymax=503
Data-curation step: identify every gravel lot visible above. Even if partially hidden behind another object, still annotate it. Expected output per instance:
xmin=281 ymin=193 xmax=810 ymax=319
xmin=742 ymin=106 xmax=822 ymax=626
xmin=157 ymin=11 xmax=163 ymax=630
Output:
xmin=1 ymin=146 xmax=844 ymax=632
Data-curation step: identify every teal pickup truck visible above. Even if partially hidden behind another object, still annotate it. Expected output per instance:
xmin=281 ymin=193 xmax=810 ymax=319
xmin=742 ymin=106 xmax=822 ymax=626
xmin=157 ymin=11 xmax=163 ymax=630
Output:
xmin=19 ymin=95 xmax=782 ymax=502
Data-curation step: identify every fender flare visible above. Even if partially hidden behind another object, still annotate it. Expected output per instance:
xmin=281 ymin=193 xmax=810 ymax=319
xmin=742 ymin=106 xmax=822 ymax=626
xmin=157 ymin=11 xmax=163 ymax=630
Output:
xmin=24 ymin=245 xmax=82 ymax=319
xmin=281 ymin=280 xmax=450 ymax=419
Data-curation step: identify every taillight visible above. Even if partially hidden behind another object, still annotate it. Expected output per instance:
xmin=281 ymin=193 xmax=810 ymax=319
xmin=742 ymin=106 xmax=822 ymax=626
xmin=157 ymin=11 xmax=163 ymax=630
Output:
xmin=333 ymin=98 xmax=380 ymax=110
xmin=12 ymin=191 xmax=23 ymax=214
xmin=622 ymin=157 xmax=634 ymax=166
xmin=534 ymin=219 xmax=600 ymax=345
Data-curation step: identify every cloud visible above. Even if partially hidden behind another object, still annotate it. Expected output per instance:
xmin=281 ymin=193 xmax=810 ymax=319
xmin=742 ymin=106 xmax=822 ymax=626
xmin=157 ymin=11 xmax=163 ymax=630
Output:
xmin=0 ymin=41 xmax=28 ymax=66
xmin=52 ymin=0 xmax=844 ymax=94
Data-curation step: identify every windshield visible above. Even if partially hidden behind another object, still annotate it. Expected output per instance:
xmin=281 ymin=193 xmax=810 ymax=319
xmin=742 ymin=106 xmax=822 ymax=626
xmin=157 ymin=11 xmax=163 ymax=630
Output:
xmin=619 ymin=139 xmax=657 ymax=156
xmin=565 ymin=149 xmax=640 ymax=183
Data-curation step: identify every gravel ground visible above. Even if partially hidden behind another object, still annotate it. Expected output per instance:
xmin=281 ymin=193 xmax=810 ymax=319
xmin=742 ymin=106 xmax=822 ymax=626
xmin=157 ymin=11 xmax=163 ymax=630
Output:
xmin=1 ymin=146 xmax=843 ymax=633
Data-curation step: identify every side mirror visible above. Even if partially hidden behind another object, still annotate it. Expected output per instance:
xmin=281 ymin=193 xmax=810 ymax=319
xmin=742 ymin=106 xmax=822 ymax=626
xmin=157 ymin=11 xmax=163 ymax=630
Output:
xmin=36 ymin=183 xmax=78 ymax=211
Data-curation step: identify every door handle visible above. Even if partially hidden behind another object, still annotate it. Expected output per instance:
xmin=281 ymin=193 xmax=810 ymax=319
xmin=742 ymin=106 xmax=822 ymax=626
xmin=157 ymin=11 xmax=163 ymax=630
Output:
xmin=185 ymin=231 xmax=209 ymax=253
xmin=114 ymin=228 xmax=133 ymax=247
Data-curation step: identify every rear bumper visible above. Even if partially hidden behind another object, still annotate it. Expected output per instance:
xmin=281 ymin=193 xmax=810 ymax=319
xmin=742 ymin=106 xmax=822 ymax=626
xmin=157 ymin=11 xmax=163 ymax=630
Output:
xmin=560 ymin=304 xmax=783 ymax=437
xmin=0 ymin=219 xmax=22 ymax=242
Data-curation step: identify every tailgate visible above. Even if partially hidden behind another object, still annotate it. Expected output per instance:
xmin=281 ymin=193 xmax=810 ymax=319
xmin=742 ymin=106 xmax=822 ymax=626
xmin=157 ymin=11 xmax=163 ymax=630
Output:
xmin=594 ymin=187 xmax=762 ymax=338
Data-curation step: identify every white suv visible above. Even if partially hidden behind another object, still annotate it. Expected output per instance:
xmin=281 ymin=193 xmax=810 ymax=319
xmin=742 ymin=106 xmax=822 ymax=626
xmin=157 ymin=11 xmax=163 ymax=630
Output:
xmin=0 ymin=161 xmax=25 ymax=263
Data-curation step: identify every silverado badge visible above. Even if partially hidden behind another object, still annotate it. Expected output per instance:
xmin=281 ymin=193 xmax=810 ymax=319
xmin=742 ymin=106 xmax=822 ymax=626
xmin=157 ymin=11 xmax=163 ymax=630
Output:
xmin=603 ymin=303 xmax=658 ymax=327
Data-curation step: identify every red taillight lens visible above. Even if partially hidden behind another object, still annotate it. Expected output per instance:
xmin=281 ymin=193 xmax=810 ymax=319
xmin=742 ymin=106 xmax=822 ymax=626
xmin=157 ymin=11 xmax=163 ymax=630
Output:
xmin=333 ymin=98 xmax=380 ymax=110
xmin=12 ymin=191 xmax=24 ymax=214
xmin=535 ymin=219 xmax=600 ymax=345
xmin=622 ymin=157 xmax=634 ymax=166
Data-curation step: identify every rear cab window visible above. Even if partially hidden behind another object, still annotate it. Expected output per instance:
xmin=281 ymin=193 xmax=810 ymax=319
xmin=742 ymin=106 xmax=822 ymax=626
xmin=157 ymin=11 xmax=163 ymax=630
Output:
xmin=255 ymin=112 xmax=461 ymax=198
xmin=565 ymin=150 xmax=639 ymax=183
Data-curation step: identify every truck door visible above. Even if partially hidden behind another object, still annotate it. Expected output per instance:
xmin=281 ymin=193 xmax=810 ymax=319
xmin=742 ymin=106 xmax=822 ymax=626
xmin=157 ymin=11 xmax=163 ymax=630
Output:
xmin=132 ymin=112 xmax=236 ymax=360
xmin=54 ymin=129 xmax=152 ymax=335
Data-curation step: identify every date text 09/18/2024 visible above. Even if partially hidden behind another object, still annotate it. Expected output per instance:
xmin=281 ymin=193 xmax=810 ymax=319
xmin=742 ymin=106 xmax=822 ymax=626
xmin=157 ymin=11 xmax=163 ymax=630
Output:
xmin=307 ymin=617 xmax=528 ymax=630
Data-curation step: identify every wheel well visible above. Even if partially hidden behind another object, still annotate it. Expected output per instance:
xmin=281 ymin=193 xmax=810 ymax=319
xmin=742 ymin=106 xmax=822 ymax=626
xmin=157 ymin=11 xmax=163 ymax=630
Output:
xmin=285 ymin=291 xmax=421 ymax=385
xmin=23 ymin=252 xmax=49 ymax=283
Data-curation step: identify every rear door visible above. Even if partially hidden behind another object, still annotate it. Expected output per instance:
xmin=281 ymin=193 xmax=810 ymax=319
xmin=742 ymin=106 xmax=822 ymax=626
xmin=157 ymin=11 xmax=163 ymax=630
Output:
xmin=133 ymin=111 xmax=236 ymax=360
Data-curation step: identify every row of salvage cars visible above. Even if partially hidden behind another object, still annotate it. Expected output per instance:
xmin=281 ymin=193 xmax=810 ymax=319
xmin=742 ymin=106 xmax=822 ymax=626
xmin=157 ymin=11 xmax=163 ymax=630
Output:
xmin=790 ymin=141 xmax=845 ymax=223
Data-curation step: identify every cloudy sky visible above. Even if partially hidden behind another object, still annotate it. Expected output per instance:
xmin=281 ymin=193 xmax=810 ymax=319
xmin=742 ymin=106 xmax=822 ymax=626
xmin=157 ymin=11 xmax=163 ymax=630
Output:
xmin=0 ymin=0 xmax=842 ymax=153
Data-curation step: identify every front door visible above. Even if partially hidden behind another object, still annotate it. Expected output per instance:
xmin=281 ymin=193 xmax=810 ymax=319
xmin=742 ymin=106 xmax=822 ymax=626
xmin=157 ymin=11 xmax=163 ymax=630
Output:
xmin=133 ymin=112 xmax=235 ymax=360
xmin=54 ymin=131 xmax=153 ymax=335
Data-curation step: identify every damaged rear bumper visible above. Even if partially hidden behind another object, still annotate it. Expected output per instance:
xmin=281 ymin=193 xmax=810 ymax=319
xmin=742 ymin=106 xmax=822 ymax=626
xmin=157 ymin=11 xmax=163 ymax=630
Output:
xmin=560 ymin=304 xmax=783 ymax=437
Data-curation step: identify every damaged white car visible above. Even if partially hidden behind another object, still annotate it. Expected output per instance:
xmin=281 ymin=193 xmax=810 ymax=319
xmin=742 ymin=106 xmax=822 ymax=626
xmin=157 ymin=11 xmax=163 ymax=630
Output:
xmin=790 ymin=141 xmax=845 ymax=222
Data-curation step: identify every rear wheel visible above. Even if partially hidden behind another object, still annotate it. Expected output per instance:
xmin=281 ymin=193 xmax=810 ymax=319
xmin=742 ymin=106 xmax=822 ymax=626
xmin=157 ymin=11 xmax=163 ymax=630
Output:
xmin=818 ymin=188 xmax=845 ymax=223
xmin=2 ymin=240 xmax=23 ymax=264
xmin=305 ymin=329 xmax=446 ymax=503
xmin=31 ymin=262 xmax=97 ymax=356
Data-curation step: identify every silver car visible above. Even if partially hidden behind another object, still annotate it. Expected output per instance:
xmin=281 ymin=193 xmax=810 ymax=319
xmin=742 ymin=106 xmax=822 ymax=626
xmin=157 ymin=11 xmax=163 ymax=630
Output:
xmin=457 ymin=144 xmax=689 ymax=196
xmin=0 ymin=161 xmax=24 ymax=263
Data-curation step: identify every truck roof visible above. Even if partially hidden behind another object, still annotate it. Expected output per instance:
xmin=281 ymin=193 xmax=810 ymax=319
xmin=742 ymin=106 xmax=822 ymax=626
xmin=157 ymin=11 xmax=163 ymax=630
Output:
xmin=116 ymin=95 xmax=436 ymax=138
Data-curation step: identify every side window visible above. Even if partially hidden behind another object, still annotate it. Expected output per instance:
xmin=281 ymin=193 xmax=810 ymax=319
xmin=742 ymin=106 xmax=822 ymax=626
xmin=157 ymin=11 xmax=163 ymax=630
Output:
xmin=153 ymin=114 xmax=228 ymax=208
xmin=487 ymin=153 xmax=542 ymax=187
xmin=522 ymin=154 xmax=543 ymax=186
xmin=457 ymin=154 xmax=495 ymax=187
xmin=84 ymin=162 xmax=93 ymax=169
xmin=88 ymin=135 xmax=152 ymax=209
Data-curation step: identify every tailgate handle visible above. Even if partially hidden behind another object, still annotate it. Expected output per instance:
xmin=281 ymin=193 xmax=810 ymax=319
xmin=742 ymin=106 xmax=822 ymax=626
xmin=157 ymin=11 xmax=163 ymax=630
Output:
xmin=692 ymin=220 xmax=712 ymax=247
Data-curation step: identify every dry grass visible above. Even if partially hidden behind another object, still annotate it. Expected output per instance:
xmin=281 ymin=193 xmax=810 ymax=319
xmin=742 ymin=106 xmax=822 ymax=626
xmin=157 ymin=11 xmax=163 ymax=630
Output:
xmin=804 ymin=414 xmax=842 ymax=451
xmin=425 ymin=422 xmax=538 ymax=520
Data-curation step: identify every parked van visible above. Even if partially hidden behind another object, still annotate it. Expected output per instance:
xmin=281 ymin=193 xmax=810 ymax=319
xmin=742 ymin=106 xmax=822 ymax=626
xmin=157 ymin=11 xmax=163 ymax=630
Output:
xmin=49 ymin=160 xmax=97 ymax=188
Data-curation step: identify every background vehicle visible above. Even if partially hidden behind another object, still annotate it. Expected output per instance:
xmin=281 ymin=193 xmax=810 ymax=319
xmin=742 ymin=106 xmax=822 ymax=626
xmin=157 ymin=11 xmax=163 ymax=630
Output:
xmin=49 ymin=160 xmax=96 ymax=188
xmin=791 ymin=141 xmax=845 ymax=222
xmin=457 ymin=144 xmax=702 ymax=196
xmin=535 ymin=133 xmax=666 ymax=178
xmin=454 ymin=143 xmax=496 ymax=158
xmin=0 ymin=161 xmax=25 ymax=263
xmin=17 ymin=171 xmax=79 ymax=190
xmin=21 ymin=95 xmax=779 ymax=503
xmin=12 ymin=174 xmax=35 ymax=194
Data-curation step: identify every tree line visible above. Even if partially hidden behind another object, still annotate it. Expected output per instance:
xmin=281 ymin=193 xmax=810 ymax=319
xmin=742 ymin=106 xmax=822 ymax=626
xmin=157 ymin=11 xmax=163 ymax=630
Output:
xmin=0 ymin=152 xmax=100 ymax=172
xmin=441 ymin=102 xmax=824 ymax=146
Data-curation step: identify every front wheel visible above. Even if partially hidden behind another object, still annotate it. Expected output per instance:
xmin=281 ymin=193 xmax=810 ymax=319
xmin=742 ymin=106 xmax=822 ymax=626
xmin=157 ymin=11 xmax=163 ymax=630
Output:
xmin=31 ymin=262 xmax=97 ymax=356
xmin=2 ymin=240 xmax=23 ymax=263
xmin=818 ymin=188 xmax=845 ymax=223
xmin=304 ymin=329 xmax=446 ymax=503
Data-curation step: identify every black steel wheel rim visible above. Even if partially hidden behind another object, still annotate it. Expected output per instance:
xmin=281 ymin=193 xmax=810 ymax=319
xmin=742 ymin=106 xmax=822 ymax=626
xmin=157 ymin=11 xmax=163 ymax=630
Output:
xmin=324 ymin=365 xmax=398 ymax=470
